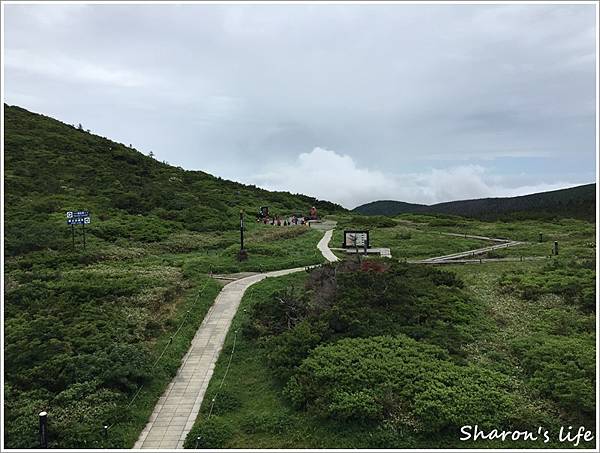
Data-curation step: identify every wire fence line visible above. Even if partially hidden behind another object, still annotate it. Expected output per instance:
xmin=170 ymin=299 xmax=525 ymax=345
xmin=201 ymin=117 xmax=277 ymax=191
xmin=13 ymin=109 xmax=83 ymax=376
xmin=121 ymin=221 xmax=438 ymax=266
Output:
xmin=195 ymin=293 xmax=248 ymax=448
xmin=105 ymin=279 xmax=210 ymax=432
xmin=207 ymin=330 xmax=238 ymax=419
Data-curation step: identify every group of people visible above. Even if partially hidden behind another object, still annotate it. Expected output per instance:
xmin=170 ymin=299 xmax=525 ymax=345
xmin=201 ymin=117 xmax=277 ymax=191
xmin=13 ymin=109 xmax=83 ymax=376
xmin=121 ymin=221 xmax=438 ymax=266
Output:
xmin=257 ymin=215 xmax=307 ymax=226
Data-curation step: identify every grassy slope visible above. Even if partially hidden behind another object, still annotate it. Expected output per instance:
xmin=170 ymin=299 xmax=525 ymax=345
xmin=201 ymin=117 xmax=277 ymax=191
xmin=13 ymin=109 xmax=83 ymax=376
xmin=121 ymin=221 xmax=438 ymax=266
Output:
xmin=2 ymin=104 xmax=343 ymax=448
xmin=183 ymin=273 xmax=376 ymax=449
xmin=330 ymin=213 xmax=595 ymax=260
xmin=4 ymin=104 xmax=345 ymax=258
xmin=185 ymin=216 xmax=596 ymax=449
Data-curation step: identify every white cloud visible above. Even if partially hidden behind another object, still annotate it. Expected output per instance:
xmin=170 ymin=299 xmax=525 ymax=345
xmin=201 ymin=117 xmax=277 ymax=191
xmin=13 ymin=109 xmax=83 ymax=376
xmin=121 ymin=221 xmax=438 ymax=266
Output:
xmin=251 ymin=147 xmax=399 ymax=208
xmin=248 ymin=147 xmax=585 ymax=208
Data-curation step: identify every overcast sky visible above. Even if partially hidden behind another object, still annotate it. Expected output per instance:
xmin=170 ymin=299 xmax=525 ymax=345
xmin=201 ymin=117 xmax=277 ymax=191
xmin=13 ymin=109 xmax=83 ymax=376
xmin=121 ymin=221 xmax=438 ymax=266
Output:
xmin=3 ymin=2 xmax=597 ymax=208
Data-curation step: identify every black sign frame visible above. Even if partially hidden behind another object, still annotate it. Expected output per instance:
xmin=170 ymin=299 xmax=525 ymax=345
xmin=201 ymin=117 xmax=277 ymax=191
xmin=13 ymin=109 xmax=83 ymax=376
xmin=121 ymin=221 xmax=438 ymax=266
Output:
xmin=342 ymin=230 xmax=370 ymax=248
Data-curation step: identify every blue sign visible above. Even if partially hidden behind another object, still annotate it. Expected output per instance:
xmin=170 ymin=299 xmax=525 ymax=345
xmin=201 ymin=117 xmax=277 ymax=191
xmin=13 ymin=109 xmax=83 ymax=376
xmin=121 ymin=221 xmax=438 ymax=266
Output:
xmin=67 ymin=211 xmax=89 ymax=219
xmin=67 ymin=214 xmax=91 ymax=225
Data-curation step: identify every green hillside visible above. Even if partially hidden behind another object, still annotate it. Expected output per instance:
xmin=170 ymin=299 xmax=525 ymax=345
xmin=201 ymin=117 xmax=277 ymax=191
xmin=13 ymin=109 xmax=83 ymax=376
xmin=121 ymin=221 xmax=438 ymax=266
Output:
xmin=4 ymin=104 xmax=344 ymax=256
xmin=353 ymin=184 xmax=596 ymax=221
xmin=2 ymin=104 xmax=345 ymax=448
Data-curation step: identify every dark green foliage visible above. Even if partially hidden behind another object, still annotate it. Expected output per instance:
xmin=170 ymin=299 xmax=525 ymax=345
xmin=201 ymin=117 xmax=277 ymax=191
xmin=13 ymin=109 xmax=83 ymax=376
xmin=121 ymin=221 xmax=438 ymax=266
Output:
xmin=231 ymin=260 xmax=596 ymax=447
xmin=345 ymin=215 xmax=396 ymax=228
xmin=183 ymin=417 xmax=234 ymax=448
xmin=246 ymin=262 xmax=482 ymax=385
xmin=266 ymin=320 xmax=329 ymax=381
xmin=239 ymin=412 xmax=298 ymax=435
xmin=205 ymin=390 xmax=242 ymax=416
xmin=354 ymin=184 xmax=596 ymax=221
xmin=3 ymin=104 xmax=345 ymax=256
xmin=3 ymin=104 xmax=348 ymax=448
xmin=245 ymin=263 xmax=501 ymax=428
xmin=284 ymin=335 xmax=524 ymax=432
xmin=511 ymin=334 xmax=596 ymax=418
xmin=499 ymin=258 xmax=596 ymax=311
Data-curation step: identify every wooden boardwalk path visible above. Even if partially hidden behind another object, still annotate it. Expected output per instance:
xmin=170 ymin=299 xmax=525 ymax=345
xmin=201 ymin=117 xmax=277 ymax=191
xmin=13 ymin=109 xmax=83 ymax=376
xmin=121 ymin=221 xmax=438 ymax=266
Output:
xmin=135 ymin=229 xmax=338 ymax=449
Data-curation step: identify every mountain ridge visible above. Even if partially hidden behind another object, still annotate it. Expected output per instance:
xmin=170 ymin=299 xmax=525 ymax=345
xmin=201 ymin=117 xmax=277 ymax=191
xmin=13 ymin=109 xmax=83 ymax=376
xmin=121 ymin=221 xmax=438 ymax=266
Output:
xmin=353 ymin=183 xmax=596 ymax=221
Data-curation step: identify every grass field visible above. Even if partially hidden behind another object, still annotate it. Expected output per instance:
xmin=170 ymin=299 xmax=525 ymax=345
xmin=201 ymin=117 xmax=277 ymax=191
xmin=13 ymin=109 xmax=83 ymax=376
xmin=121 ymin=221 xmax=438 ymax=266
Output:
xmin=183 ymin=216 xmax=596 ymax=449
xmin=3 ymin=221 xmax=327 ymax=448
xmin=183 ymin=273 xmax=379 ymax=449
xmin=329 ymin=214 xmax=595 ymax=260
xmin=4 ymin=213 xmax=595 ymax=448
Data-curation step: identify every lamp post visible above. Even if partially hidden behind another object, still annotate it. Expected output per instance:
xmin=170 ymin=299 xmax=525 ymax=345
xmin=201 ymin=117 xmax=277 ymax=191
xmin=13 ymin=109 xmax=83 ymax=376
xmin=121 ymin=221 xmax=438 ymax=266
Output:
xmin=39 ymin=411 xmax=48 ymax=448
xmin=240 ymin=210 xmax=244 ymax=251
xmin=238 ymin=210 xmax=248 ymax=261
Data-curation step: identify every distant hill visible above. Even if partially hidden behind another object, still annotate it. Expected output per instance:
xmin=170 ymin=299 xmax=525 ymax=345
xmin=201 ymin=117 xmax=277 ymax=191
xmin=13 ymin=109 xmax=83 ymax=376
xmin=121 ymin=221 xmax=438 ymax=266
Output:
xmin=354 ymin=184 xmax=596 ymax=221
xmin=3 ymin=104 xmax=346 ymax=255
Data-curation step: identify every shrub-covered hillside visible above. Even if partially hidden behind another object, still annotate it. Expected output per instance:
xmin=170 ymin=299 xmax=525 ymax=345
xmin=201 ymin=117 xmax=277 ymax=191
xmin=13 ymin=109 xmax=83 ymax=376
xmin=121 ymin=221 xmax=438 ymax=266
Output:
xmin=2 ymin=104 xmax=344 ymax=449
xmin=184 ymin=258 xmax=596 ymax=449
xmin=4 ymin=104 xmax=345 ymax=256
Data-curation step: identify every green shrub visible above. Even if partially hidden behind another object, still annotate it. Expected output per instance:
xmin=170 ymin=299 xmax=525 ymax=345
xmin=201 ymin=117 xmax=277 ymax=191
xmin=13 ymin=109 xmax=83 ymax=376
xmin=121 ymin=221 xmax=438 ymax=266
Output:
xmin=267 ymin=320 xmax=328 ymax=381
xmin=239 ymin=412 xmax=297 ymax=435
xmin=511 ymin=334 xmax=595 ymax=417
xmin=284 ymin=335 xmax=524 ymax=431
xmin=499 ymin=258 xmax=595 ymax=311
xmin=184 ymin=417 xmax=234 ymax=448
xmin=347 ymin=216 xmax=397 ymax=228
xmin=205 ymin=389 xmax=241 ymax=416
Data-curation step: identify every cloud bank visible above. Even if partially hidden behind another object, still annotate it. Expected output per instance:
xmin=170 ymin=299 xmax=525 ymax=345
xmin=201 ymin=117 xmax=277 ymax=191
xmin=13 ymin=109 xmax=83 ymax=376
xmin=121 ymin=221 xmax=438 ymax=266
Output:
xmin=3 ymin=3 xmax=596 ymax=206
xmin=250 ymin=148 xmax=582 ymax=208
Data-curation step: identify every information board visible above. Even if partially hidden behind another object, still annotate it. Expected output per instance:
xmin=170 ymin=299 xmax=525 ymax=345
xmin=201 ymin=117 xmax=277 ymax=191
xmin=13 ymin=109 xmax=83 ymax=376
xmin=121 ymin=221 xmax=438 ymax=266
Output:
xmin=343 ymin=230 xmax=369 ymax=248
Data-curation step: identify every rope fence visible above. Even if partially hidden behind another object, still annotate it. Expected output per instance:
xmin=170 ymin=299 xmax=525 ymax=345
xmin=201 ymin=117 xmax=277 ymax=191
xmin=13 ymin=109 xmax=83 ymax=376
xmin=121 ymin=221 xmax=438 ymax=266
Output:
xmin=104 ymin=280 xmax=210 ymax=434
xmin=195 ymin=294 xmax=248 ymax=448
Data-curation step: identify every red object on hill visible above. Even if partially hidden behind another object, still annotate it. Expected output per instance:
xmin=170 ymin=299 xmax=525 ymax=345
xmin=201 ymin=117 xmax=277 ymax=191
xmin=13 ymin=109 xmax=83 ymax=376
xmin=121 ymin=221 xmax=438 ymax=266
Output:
xmin=360 ymin=261 xmax=388 ymax=273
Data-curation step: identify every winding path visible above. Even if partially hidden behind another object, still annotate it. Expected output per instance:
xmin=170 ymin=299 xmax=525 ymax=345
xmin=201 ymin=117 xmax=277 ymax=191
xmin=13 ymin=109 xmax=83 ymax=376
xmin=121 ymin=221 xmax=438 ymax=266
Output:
xmin=135 ymin=225 xmax=525 ymax=448
xmin=317 ymin=229 xmax=339 ymax=263
xmin=135 ymin=229 xmax=338 ymax=449
xmin=414 ymin=240 xmax=523 ymax=264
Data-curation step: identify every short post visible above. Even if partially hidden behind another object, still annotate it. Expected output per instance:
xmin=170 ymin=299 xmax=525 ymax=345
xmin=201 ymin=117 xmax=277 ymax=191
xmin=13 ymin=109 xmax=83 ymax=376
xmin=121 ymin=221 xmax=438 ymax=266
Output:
xmin=553 ymin=241 xmax=559 ymax=255
xmin=538 ymin=232 xmax=543 ymax=242
xmin=103 ymin=425 xmax=108 ymax=438
xmin=39 ymin=411 xmax=48 ymax=448
xmin=71 ymin=225 xmax=75 ymax=249
xmin=82 ymin=223 xmax=86 ymax=250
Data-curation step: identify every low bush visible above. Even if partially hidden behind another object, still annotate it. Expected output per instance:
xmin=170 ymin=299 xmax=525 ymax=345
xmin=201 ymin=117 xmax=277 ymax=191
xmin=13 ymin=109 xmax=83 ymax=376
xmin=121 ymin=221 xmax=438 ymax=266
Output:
xmin=499 ymin=258 xmax=596 ymax=311
xmin=183 ymin=416 xmax=234 ymax=449
xmin=284 ymin=335 xmax=526 ymax=432
xmin=511 ymin=333 xmax=595 ymax=418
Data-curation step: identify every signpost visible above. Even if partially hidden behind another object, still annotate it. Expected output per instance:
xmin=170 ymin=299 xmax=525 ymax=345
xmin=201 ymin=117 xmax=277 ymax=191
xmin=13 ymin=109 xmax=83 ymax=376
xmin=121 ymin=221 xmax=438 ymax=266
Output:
xmin=66 ymin=211 xmax=91 ymax=250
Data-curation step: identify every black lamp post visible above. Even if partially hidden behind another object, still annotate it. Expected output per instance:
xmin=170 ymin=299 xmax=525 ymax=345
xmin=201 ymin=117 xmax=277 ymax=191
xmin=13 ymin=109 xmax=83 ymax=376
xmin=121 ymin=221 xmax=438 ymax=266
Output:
xmin=238 ymin=210 xmax=248 ymax=261
xmin=39 ymin=411 xmax=48 ymax=448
